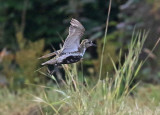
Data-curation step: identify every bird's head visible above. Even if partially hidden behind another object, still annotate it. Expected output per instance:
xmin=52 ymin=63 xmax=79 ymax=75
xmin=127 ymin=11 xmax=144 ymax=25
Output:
xmin=81 ymin=39 xmax=96 ymax=48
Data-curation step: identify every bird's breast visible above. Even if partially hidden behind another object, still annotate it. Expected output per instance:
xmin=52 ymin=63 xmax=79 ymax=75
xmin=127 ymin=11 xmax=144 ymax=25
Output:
xmin=60 ymin=55 xmax=82 ymax=64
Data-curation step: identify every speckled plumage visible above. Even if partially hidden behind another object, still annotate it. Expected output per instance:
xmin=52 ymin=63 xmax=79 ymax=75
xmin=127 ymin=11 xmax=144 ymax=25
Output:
xmin=39 ymin=18 xmax=95 ymax=65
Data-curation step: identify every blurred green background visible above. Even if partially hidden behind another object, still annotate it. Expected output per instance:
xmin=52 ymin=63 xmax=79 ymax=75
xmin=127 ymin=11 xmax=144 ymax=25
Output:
xmin=0 ymin=0 xmax=160 ymax=114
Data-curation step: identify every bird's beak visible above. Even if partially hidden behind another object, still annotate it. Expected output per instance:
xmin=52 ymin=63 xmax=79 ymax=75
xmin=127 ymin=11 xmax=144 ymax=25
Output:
xmin=91 ymin=43 xmax=96 ymax=47
xmin=89 ymin=40 xmax=96 ymax=47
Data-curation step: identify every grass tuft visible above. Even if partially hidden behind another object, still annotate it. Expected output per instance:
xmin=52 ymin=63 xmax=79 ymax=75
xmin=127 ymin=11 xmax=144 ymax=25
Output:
xmin=31 ymin=30 xmax=152 ymax=115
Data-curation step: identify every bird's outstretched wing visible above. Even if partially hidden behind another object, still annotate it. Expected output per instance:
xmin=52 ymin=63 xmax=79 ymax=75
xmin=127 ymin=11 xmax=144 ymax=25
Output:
xmin=38 ymin=50 xmax=60 ymax=59
xmin=61 ymin=18 xmax=85 ymax=54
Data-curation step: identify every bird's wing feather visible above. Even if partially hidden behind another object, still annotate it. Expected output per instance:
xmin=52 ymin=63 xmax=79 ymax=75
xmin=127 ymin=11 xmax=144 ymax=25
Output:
xmin=61 ymin=19 xmax=85 ymax=53
xmin=38 ymin=50 xmax=60 ymax=59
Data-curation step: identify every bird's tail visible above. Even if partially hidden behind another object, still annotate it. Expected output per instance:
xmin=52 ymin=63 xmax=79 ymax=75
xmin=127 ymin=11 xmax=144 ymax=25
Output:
xmin=41 ymin=58 xmax=57 ymax=65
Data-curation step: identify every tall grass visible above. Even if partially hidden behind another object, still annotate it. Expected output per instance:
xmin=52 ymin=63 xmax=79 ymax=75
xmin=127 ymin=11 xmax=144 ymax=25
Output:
xmin=32 ymin=30 xmax=150 ymax=115
xmin=31 ymin=0 xmax=155 ymax=114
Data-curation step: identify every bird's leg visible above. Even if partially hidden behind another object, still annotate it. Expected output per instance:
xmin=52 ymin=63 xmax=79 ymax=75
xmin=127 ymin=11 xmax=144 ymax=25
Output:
xmin=50 ymin=70 xmax=56 ymax=75
xmin=47 ymin=66 xmax=57 ymax=75
xmin=80 ymin=58 xmax=84 ymax=61
xmin=50 ymin=64 xmax=62 ymax=74
xmin=47 ymin=68 xmax=53 ymax=75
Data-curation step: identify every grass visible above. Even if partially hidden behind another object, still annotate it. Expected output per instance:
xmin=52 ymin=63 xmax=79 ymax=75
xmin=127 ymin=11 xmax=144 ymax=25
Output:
xmin=29 ymin=31 xmax=160 ymax=115
xmin=1 ymin=84 xmax=160 ymax=114
xmin=0 ymin=88 xmax=42 ymax=115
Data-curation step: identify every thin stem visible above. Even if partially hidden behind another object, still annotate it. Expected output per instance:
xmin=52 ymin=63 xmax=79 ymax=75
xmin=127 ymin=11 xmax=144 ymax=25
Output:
xmin=90 ymin=0 xmax=112 ymax=94
xmin=99 ymin=0 xmax=112 ymax=80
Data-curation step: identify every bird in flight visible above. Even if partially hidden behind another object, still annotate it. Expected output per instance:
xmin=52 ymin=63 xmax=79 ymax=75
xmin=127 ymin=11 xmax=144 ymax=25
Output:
xmin=39 ymin=18 xmax=96 ymax=66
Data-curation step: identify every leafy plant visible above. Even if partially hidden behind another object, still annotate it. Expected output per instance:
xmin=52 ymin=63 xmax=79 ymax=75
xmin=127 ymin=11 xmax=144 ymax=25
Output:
xmin=2 ymin=31 xmax=48 ymax=89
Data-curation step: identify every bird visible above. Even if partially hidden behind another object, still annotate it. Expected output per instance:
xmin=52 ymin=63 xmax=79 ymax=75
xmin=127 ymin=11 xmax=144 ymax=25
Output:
xmin=39 ymin=18 xmax=96 ymax=66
